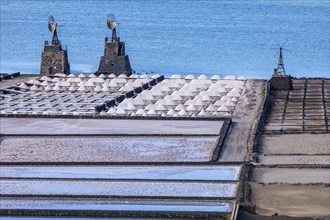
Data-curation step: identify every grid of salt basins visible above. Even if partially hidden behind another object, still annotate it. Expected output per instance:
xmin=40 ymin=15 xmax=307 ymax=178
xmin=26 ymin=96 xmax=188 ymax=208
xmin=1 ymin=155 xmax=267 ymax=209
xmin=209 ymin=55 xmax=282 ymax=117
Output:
xmin=0 ymin=73 xmax=161 ymax=116
xmin=101 ymin=74 xmax=247 ymax=117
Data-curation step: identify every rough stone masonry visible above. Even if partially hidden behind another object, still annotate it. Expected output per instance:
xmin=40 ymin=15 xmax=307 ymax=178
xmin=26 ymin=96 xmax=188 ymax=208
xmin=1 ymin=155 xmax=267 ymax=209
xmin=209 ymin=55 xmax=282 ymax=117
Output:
xmin=40 ymin=42 xmax=70 ymax=75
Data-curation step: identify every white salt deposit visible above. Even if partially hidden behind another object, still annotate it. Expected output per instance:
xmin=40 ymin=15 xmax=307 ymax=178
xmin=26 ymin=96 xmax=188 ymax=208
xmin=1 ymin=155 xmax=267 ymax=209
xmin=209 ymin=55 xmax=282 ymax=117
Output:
xmin=154 ymin=103 xmax=167 ymax=111
xmin=144 ymin=103 xmax=154 ymax=111
xmin=28 ymin=79 xmax=41 ymax=85
xmin=170 ymin=74 xmax=181 ymax=79
xmin=147 ymin=109 xmax=157 ymax=116
xmin=175 ymin=104 xmax=185 ymax=111
xmin=19 ymin=83 xmax=29 ymax=89
xmin=206 ymin=104 xmax=217 ymax=112
xmin=238 ymin=76 xmax=247 ymax=80
xmin=116 ymin=108 xmax=126 ymax=115
xmin=226 ymin=100 xmax=236 ymax=107
xmin=178 ymin=108 xmax=188 ymax=117
xmin=125 ymin=102 xmax=137 ymax=111
xmin=53 ymin=84 xmax=61 ymax=91
xmin=186 ymin=103 xmax=198 ymax=111
xmin=197 ymin=108 xmax=208 ymax=116
xmin=139 ymin=74 xmax=149 ymax=79
xmin=101 ymin=85 xmax=109 ymax=92
xmin=85 ymin=80 xmax=95 ymax=87
xmin=210 ymin=75 xmax=221 ymax=80
xmin=107 ymin=107 xmax=116 ymax=115
xmin=224 ymin=75 xmax=236 ymax=80
xmin=218 ymin=105 xmax=230 ymax=112
xmin=226 ymin=89 xmax=241 ymax=97
xmin=135 ymin=109 xmax=146 ymax=116
xmin=185 ymin=74 xmax=195 ymax=79
xmin=198 ymin=74 xmax=208 ymax=80
xmin=44 ymin=85 xmax=52 ymax=91
xmin=94 ymin=85 xmax=102 ymax=92
xmin=166 ymin=108 xmax=176 ymax=116
xmin=40 ymin=81 xmax=49 ymax=86
xmin=29 ymin=85 xmax=39 ymax=91
xmin=52 ymin=77 xmax=59 ymax=82
xmin=78 ymin=85 xmax=86 ymax=92
xmin=40 ymin=76 xmax=52 ymax=81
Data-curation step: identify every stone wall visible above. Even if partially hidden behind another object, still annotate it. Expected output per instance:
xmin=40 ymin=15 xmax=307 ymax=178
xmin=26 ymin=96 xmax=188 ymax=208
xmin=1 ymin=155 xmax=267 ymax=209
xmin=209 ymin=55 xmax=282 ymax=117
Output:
xmin=40 ymin=44 xmax=70 ymax=75
xmin=269 ymin=75 xmax=293 ymax=91
xmin=97 ymin=38 xmax=132 ymax=76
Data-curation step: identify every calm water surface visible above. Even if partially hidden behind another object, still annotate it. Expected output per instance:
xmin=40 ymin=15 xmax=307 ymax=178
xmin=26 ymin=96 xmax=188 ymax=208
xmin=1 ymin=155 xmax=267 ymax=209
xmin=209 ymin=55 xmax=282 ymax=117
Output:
xmin=1 ymin=0 xmax=329 ymax=78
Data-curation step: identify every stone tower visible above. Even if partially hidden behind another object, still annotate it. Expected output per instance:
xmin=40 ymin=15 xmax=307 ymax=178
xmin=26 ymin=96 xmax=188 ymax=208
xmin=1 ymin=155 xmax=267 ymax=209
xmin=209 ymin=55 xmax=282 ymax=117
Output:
xmin=97 ymin=37 xmax=132 ymax=76
xmin=97 ymin=15 xmax=132 ymax=76
xmin=40 ymin=17 xmax=70 ymax=75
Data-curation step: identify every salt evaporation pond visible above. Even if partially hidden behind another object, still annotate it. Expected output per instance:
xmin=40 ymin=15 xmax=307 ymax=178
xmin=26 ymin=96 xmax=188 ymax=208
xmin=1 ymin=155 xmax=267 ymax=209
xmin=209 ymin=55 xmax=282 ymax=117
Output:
xmin=0 ymin=165 xmax=241 ymax=181
xmin=1 ymin=180 xmax=238 ymax=198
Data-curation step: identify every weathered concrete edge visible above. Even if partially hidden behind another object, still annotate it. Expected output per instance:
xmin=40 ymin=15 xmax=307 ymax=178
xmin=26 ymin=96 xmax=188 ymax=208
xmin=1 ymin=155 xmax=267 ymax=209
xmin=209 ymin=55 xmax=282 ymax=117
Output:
xmin=238 ymin=81 xmax=270 ymax=212
xmin=211 ymin=118 xmax=232 ymax=162
xmin=0 ymin=209 xmax=231 ymax=219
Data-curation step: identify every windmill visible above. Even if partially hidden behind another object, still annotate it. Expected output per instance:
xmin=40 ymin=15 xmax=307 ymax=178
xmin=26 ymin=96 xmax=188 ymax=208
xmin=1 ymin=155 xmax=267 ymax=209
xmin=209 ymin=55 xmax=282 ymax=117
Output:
xmin=105 ymin=14 xmax=118 ymax=42
xmin=97 ymin=13 xmax=132 ymax=76
xmin=273 ymin=40 xmax=289 ymax=75
xmin=48 ymin=16 xmax=59 ymax=45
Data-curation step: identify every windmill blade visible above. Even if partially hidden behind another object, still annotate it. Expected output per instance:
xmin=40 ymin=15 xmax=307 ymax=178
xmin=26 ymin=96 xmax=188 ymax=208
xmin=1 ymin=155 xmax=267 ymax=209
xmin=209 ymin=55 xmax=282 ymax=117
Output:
xmin=274 ymin=50 xmax=280 ymax=58
xmin=281 ymin=39 xmax=288 ymax=48
xmin=276 ymin=39 xmax=281 ymax=47
xmin=106 ymin=13 xmax=116 ymax=30
xmin=48 ymin=15 xmax=56 ymax=32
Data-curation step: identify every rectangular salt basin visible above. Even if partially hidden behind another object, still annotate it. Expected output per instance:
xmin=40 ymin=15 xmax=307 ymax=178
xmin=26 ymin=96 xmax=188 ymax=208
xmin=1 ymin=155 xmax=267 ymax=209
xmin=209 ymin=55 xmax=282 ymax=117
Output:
xmin=262 ymin=134 xmax=330 ymax=155
xmin=0 ymin=137 xmax=219 ymax=162
xmin=258 ymin=155 xmax=330 ymax=165
xmin=252 ymin=168 xmax=330 ymax=184
xmin=0 ymin=198 xmax=233 ymax=214
xmin=0 ymin=165 xmax=241 ymax=181
xmin=0 ymin=180 xmax=238 ymax=198
xmin=0 ymin=118 xmax=224 ymax=135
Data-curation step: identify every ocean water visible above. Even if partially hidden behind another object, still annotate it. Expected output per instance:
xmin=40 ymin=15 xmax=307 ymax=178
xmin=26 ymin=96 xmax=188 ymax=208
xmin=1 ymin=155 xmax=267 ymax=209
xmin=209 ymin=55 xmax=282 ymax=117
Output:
xmin=0 ymin=0 xmax=329 ymax=79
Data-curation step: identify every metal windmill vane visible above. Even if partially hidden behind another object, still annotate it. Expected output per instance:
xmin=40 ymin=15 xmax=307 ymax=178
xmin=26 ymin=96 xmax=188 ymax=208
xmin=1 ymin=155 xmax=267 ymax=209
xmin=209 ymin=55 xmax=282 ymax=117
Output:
xmin=105 ymin=13 xmax=118 ymax=42
xmin=274 ymin=40 xmax=289 ymax=75
xmin=48 ymin=15 xmax=59 ymax=45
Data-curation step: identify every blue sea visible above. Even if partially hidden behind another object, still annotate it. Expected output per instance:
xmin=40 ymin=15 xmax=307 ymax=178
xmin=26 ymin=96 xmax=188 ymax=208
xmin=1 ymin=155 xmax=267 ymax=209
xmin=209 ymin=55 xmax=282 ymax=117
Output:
xmin=1 ymin=0 xmax=329 ymax=79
